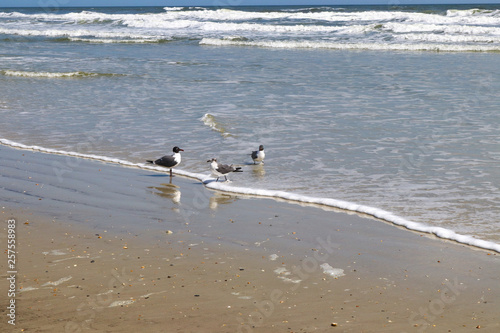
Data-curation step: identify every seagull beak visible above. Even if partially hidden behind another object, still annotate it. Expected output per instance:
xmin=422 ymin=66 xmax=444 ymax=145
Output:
xmin=179 ymin=149 xmax=184 ymax=151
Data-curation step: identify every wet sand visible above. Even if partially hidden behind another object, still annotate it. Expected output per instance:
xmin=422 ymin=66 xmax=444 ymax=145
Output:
xmin=1 ymin=145 xmax=499 ymax=332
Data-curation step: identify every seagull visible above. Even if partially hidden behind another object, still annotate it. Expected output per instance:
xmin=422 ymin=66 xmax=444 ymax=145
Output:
xmin=251 ymin=145 xmax=265 ymax=164
xmin=207 ymin=158 xmax=243 ymax=182
xmin=147 ymin=146 xmax=184 ymax=177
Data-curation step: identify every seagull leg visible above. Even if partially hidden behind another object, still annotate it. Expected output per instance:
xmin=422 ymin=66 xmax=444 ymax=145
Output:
xmin=170 ymin=168 xmax=173 ymax=177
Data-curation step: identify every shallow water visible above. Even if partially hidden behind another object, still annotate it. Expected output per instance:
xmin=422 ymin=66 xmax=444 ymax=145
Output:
xmin=1 ymin=5 xmax=499 ymax=247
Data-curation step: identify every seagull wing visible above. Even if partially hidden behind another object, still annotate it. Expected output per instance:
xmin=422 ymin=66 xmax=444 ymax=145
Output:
xmin=216 ymin=163 xmax=235 ymax=174
xmin=154 ymin=155 xmax=176 ymax=168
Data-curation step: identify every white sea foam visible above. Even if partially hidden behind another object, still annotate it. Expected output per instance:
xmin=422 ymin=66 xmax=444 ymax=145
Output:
xmin=395 ymin=33 xmax=500 ymax=44
xmin=69 ymin=37 xmax=168 ymax=44
xmin=42 ymin=276 xmax=73 ymax=286
xmin=269 ymin=254 xmax=279 ymax=261
xmin=320 ymin=263 xmax=345 ymax=278
xmin=164 ymin=7 xmax=185 ymax=11
xmin=1 ymin=138 xmax=499 ymax=254
xmin=274 ymin=267 xmax=301 ymax=284
xmin=383 ymin=22 xmax=500 ymax=35
xmin=3 ymin=7 xmax=500 ymax=28
xmin=154 ymin=8 xmax=500 ymax=26
xmin=3 ymin=7 xmax=500 ymax=51
xmin=0 ymin=27 xmax=166 ymax=41
xmin=200 ymin=38 xmax=500 ymax=52
xmin=42 ymin=249 xmax=67 ymax=255
xmin=1 ymin=70 xmax=109 ymax=78
xmin=19 ymin=286 xmax=38 ymax=292
xmin=108 ymin=300 xmax=135 ymax=307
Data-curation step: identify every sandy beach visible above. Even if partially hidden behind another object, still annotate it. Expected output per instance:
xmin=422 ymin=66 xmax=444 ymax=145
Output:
xmin=1 ymin=145 xmax=499 ymax=333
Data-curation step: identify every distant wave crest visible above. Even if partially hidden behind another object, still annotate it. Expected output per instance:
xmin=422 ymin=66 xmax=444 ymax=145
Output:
xmin=1 ymin=70 xmax=122 ymax=78
xmin=2 ymin=6 xmax=500 ymax=51
xmin=200 ymin=37 xmax=500 ymax=53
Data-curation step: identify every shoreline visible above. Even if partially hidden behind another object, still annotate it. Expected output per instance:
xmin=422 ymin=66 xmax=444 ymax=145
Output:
xmin=1 ymin=144 xmax=500 ymax=332
xmin=1 ymin=138 xmax=499 ymax=254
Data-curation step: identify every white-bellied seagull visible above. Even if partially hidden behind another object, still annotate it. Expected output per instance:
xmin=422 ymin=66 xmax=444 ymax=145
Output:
xmin=147 ymin=146 xmax=183 ymax=177
xmin=251 ymin=145 xmax=265 ymax=164
xmin=207 ymin=158 xmax=242 ymax=182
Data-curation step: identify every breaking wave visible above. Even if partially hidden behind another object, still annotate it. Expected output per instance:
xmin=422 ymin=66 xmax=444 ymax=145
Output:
xmin=0 ymin=70 xmax=121 ymax=78
xmin=2 ymin=5 xmax=500 ymax=51
xmin=200 ymin=113 xmax=233 ymax=138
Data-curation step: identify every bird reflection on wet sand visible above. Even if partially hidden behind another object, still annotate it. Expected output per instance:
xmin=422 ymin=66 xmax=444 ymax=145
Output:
xmin=209 ymin=192 xmax=239 ymax=210
xmin=148 ymin=183 xmax=181 ymax=204
xmin=251 ymin=163 xmax=265 ymax=179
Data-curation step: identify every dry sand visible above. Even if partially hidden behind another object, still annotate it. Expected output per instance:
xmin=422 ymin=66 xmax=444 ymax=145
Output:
xmin=1 ymin=145 xmax=499 ymax=332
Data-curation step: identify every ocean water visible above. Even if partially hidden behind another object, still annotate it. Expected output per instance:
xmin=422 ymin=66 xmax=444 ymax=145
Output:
xmin=1 ymin=5 xmax=499 ymax=251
